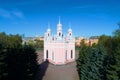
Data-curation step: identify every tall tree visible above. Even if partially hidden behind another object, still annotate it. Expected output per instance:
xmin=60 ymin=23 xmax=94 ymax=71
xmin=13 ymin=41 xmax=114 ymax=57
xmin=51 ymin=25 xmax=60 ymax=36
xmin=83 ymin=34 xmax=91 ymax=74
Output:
xmin=0 ymin=32 xmax=38 ymax=80
xmin=77 ymin=44 xmax=108 ymax=80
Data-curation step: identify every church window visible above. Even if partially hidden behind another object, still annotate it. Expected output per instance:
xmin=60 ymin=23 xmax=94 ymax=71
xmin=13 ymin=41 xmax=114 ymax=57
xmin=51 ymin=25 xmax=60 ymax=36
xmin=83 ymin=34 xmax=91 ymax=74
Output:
xmin=66 ymin=50 xmax=67 ymax=60
xmin=71 ymin=50 xmax=73 ymax=58
xmin=46 ymin=50 xmax=48 ymax=59
xmin=48 ymin=33 xmax=49 ymax=36
xmin=52 ymin=52 xmax=54 ymax=60
xmin=59 ymin=32 xmax=61 ymax=36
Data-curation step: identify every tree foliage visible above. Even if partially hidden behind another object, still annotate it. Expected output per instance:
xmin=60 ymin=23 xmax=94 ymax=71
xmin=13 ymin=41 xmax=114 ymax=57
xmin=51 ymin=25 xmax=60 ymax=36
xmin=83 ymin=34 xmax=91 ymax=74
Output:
xmin=26 ymin=39 xmax=44 ymax=50
xmin=77 ymin=44 xmax=107 ymax=80
xmin=34 ymin=39 xmax=44 ymax=49
xmin=0 ymin=32 xmax=38 ymax=80
xmin=77 ymin=25 xmax=120 ymax=80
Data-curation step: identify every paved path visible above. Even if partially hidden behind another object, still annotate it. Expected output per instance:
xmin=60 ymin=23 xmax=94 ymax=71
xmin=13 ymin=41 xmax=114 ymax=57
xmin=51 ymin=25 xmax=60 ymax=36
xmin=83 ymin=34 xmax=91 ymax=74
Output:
xmin=36 ymin=50 xmax=79 ymax=80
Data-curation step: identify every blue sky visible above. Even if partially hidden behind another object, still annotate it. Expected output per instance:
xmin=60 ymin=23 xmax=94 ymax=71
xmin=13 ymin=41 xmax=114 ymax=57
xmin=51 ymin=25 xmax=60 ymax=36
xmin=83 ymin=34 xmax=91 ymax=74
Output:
xmin=0 ymin=0 xmax=120 ymax=37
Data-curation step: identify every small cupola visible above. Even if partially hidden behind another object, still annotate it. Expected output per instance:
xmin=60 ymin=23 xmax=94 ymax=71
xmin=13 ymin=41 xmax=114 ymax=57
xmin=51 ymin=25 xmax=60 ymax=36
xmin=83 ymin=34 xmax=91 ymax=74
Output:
xmin=47 ymin=23 xmax=51 ymax=37
xmin=68 ymin=22 xmax=72 ymax=36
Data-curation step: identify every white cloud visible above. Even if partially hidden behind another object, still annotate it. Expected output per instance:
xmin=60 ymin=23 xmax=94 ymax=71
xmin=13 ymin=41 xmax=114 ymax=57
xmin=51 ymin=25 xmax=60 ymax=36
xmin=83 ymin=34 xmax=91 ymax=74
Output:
xmin=0 ymin=8 xmax=11 ymax=18
xmin=12 ymin=11 xmax=24 ymax=19
xmin=0 ymin=8 xmax=24 ymax=19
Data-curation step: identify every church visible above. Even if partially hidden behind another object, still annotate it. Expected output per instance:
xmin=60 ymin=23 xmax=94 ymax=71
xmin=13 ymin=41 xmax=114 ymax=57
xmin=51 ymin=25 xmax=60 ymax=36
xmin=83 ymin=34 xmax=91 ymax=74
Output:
xmin=44 ymin=18 xmax=75 ymax=65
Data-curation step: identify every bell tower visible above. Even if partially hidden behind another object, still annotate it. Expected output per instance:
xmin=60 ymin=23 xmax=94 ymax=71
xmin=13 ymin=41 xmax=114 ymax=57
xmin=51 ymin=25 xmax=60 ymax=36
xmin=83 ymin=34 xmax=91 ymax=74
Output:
xmin=57 ymin=17 xmax=62 ymax=36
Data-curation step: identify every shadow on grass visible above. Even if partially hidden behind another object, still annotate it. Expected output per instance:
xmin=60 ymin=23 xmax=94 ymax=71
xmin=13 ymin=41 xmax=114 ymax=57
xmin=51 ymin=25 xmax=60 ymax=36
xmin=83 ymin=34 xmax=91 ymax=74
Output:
xmin=36 ymin=60 xmax=49 ymax=80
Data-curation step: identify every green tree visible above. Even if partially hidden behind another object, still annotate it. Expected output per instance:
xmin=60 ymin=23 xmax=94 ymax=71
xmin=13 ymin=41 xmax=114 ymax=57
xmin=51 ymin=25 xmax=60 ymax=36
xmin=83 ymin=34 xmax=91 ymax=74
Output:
xmin=34 ymin=40 xmax=44 ymax=49
xmin=77 ymin=22 xmax=120 ymax=80
xmin=98 ymin=35 xmax=113 ymax=56
xmin=27 ymin=40 xmax=35 ymax=46
xmin=113 ymin=29 xmax=120 ymax=37
xmin=111 ymin=28 xmax=120 ymax=80
xmin=117 ymin=22 xmax=120 ymax=28
xmin=0 ymin=32 xmax=38 ymax=80
xmin=99 ymin=28 xmax=120 ymax=80
xmin=0 ymin=43 xmax=8 ymax=80
xmin=77 ymin=44 xmax=108 ymax=80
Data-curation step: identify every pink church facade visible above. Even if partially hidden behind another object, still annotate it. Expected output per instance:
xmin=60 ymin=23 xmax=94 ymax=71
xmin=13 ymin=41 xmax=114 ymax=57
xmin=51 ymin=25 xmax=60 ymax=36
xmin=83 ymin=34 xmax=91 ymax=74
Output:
xmin=44 ymin=18 xmax=75 ymax=65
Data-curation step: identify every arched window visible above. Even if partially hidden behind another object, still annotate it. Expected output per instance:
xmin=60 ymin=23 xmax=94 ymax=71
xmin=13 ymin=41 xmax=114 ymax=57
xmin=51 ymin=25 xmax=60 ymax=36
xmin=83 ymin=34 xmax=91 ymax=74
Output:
xmin=48 ymin=33 xmax=49 ymax=36
xmin=52 ymin=51 xmax=54 ymax=60
xmin=59 ymin=32 xmax=61 ymax=36
xmin=46 ymin=50 xmax=48 ymax=59
xmin=62 ymin=34 xmax=63 ymax=37
xmin=71 ymin=50 xmax=73 ymax=58
xmin=66 ymin=50 xmax=67 ymax=60
xmin=52 ymin=38 xmax=54 ymax=40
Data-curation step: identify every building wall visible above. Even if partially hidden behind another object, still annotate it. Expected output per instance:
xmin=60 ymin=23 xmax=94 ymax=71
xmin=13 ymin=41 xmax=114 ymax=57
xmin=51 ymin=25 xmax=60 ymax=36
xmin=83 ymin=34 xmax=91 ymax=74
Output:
xmin=75 ymin=37 xmax=98 ymax=46
xmin=44 ymin=18 xmax=75 ymax=65
xmin=44 ymin=42 xmax=75 ymax=65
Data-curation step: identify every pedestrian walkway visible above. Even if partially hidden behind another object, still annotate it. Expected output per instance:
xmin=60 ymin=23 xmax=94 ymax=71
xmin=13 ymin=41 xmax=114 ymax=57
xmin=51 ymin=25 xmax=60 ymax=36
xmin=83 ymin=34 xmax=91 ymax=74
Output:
xmin=36 ymin=50 xmax=79 ymax=80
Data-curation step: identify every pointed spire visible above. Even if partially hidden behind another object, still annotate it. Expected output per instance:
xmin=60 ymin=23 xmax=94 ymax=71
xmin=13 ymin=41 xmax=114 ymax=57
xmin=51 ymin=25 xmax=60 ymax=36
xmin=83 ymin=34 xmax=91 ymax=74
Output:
xmin=68 ymin=22 xmax=72 ymax=32
xmin=69 ymin=22 xmax=71 ymax=29
xmin=47 ymin=22 xmax=51 ymax=32
xmin=57 ymin=16 xmax=62 ymax=27
xmin=59 ymin=16 xmax=60 ymax=24
xmin=48 ymin=22 xmax=50 ymax=29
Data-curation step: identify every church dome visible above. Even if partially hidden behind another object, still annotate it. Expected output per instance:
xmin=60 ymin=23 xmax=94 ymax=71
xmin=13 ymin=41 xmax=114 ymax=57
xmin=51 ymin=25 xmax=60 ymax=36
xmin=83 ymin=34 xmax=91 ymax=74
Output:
xmin=47 ymin=28 xmax=51 ymax=32
xmin=68 ymin=28 xmax=72 ymax=32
